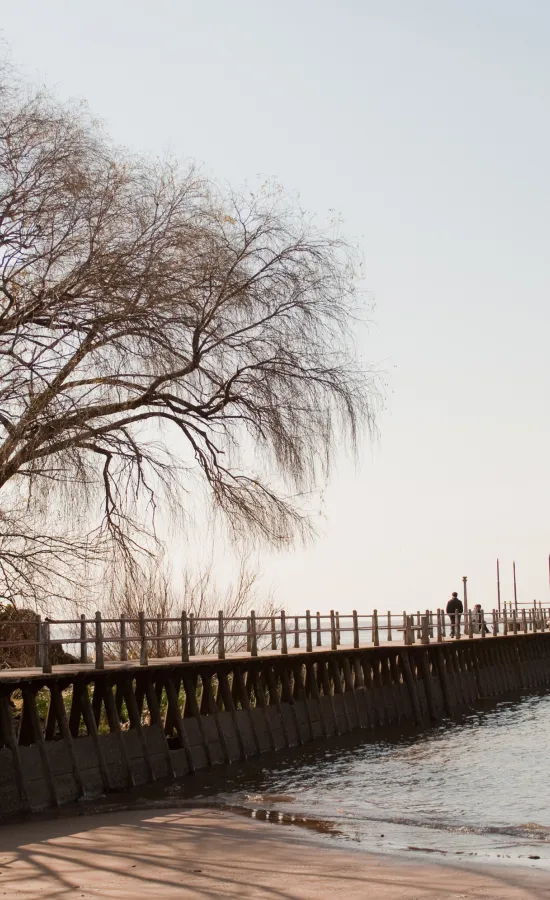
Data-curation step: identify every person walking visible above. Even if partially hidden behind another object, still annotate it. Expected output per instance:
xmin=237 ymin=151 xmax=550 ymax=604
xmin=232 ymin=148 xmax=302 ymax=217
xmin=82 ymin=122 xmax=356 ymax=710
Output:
xmin=472 ymin=603 xmax=489 ymax=634
xmin=446 ymin=592 xmax=463 ymax=637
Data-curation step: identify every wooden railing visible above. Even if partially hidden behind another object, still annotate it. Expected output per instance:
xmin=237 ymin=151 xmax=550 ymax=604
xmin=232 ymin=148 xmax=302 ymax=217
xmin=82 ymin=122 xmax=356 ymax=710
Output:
xmin=0 ymin=605 xmax=548 ymax=674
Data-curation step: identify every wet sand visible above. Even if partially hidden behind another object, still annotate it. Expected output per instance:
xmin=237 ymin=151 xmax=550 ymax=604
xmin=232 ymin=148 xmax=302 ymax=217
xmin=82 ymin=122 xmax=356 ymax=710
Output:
xmin=0 ymin=807 xmax=548 ymax=899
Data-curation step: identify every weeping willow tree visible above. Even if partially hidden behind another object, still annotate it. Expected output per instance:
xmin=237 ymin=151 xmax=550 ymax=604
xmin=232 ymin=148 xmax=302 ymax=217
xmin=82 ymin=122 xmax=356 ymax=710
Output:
xmin=0 ymin=63 xmax=379 ymax=609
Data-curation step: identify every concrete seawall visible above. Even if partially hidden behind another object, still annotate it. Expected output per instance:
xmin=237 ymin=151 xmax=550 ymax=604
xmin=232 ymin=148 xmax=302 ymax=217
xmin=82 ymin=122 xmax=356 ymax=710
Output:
xmin=1 ymin=633 xmax=550 ymax=816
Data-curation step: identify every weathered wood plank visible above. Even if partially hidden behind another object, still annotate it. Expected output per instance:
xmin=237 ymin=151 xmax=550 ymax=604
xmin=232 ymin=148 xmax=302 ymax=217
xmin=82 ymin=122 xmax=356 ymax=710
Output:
xmin=22 ymin=686 xmax=59 ymax=808
xmin=0 ymin=694 xmax=30 ymax=811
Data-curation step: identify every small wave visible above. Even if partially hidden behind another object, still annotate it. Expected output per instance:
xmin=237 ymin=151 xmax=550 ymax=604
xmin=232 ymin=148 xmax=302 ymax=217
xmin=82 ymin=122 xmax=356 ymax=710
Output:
xmin=318 ymin=812 xmax=550 ymax=843
xmin=219 ymin=802 xmax=340 ymax=835
xmin=490 ymin=823 xmax=550 ymax=842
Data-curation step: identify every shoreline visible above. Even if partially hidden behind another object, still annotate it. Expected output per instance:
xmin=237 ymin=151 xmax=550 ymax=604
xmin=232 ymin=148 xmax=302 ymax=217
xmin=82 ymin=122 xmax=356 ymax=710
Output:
xmin=3 ymin=786 xmax=548 ymax=872
xmin=0 ymin=806 xmax=548 ymax=899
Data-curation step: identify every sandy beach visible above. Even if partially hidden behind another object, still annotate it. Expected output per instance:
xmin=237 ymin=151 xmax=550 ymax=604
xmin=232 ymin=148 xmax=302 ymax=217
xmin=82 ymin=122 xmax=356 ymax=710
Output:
xmin=0 ymin=807 xmax=548 ymax=899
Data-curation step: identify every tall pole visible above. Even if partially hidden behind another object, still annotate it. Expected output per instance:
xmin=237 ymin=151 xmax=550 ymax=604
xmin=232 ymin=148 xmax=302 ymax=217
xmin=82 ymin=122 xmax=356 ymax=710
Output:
xmin=462 ymin=575 xmax=468 ymax=619
xmin=513 ymin=561 xmax=518 ymax=611
xmin=497 ymin=558 xmax=501 ymax=613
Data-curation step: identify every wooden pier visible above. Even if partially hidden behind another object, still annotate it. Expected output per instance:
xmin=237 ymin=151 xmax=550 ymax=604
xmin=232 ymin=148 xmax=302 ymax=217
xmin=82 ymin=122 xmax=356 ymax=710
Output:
xmin=1 ymin=607 xmax=549 ymax=816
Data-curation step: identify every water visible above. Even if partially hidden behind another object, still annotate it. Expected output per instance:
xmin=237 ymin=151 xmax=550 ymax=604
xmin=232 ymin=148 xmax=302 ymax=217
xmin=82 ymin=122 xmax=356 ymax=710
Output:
xmin=82 ymin=690 xmax=550 ymax=868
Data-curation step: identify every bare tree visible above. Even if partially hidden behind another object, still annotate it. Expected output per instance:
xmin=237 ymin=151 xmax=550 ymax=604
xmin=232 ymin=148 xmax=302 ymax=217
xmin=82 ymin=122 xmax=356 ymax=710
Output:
xmin=0 ymin=68 xmax=379 ymax=607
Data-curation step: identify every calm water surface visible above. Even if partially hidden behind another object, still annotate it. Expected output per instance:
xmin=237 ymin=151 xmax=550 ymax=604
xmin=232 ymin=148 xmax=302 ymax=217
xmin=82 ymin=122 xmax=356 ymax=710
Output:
xmin=88 ymin=691 xmax=550 ymax=868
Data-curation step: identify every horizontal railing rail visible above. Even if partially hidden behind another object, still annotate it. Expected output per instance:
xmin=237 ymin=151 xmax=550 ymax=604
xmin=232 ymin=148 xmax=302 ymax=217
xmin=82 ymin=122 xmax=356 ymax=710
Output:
xmin=501 ymin=600 xmax=544 ymax=611
xmin=0 ymin=604 xmax=549 ymax=674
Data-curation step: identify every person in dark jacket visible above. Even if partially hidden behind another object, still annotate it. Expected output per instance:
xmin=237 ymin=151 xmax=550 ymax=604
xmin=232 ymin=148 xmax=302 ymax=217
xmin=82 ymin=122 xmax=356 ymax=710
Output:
xmin=446 ymin=592 xmax=463 ymax=637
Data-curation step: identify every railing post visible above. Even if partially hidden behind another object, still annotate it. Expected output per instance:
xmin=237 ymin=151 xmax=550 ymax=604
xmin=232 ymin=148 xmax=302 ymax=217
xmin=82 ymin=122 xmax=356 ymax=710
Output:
xmin=80 ymin=614 xmax=87 ymax=664
xmin=481 ymin=609 xmax=486 ymax=639
xmin=294 ymin=616 xmax=300 ymax=649
xmin=250 ymin=610 xmax=258 ymax=657
xmin=330 ymin=610 xmax=337 ymax=650
xmin=492 ymin=609 xmax=498 ymax=636
xmin=42 ymin=620 xmax=52 ymax=674
xmin=522 ymin=609 xmax=527 ymax=634
xmin=305 ymin=610 xmax=312 ymax=652
xmin=455 ymin=611 xmax=460 ymax=640
xmin=281 ymin=610 xmax=288 ymax=655
xmin=352 ymin=610 xmax=359 ymax=649
xmin=156 ymin=613 xmax=162 ymax=658
xmin=532 ymin=608 xmax=537 ymax=633
xmin=218 ymin=610 xmax=225 ymax=660
xmin=503 ymin=607 xmax=508 ymax=636
xmin=512 ymin=608 xmax=518 ymax=635
xmin=468 ymin=609 xmax=474 ymax=639
xmin=387 ymin=611 xmax=392 ymax=641
xmin=246 ymin=617 xmax=251 ymax=653
xmin=436 ymin=609 xmax=442 ymax=643
xmin=541 ymin=609 xmax=546 ymax=633
xmin=35 ymin=614 xmax=42 ymax=667
xmin=425 ymin=609 xmax=432 ymax=639
xmin=372 ymin=609 xmax=379 ymax=647
xmin=189 ymin=613 xmax=196 ymax=656
xmin=335 ymin=611 xmax=341 ymax=645
xmin=95 ymin=611 xmax=105 ymax=669
xmin=421 ymin=615 xmax=430 ymax=644
xmin=406 ymin=614 xmax=414 ymax=645
xmin=139 ymin=611 xmax=148 ymax=666
xmin=181 ymin=611 xmax=189 ymax=662
xmin=271 ymin=616 xmax=277 ymax=651
xmin=120 ymin=614 xmax=128 ymax=661
xmin=316 ymin=611 xmax=322 ymax=647
xmin=441 ymin=608 xmax=446 ymax=638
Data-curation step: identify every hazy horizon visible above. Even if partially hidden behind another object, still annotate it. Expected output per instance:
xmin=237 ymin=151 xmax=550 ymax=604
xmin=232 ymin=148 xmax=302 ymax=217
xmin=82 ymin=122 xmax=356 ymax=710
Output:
xmin=2 ymin=0 xmax=549 ymax=613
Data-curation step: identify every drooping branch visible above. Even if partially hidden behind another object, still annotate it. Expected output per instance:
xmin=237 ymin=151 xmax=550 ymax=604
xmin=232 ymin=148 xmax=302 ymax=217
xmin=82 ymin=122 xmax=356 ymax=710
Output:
xmin=0 ymin=65 xmax=381 ymax=607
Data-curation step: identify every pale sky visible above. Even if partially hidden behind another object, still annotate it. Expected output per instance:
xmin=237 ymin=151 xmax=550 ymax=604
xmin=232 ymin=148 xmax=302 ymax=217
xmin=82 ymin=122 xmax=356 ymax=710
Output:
xmin=2 ymin=0 xmax=550 ymax=613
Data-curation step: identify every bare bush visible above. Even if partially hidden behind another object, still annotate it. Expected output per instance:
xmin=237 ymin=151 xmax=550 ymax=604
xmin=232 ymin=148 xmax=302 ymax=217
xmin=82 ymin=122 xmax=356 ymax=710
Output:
xmin=0 ymin=66 xmax=379 ymax=607
xmin=102 ymin=554 xmax=276 ymax=659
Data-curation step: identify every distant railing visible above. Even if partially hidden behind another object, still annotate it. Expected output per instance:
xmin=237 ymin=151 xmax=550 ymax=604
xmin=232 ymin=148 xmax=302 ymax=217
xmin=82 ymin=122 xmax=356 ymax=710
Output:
xmin=0 ymin=605 xmax=549 ymax=674
xmin=502 ymin=600 xmax=543 ymax=612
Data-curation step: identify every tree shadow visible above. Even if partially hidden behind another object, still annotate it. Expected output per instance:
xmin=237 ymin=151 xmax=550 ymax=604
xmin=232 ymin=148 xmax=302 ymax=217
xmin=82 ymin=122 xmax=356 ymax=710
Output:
xmin=0 ymin=809 xmax=548 ymax=899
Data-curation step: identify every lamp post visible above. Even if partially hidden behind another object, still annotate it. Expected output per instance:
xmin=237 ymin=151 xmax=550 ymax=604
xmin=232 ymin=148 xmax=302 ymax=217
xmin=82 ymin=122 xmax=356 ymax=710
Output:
xmin=462 ymin=575 xmax=468 ymax=620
